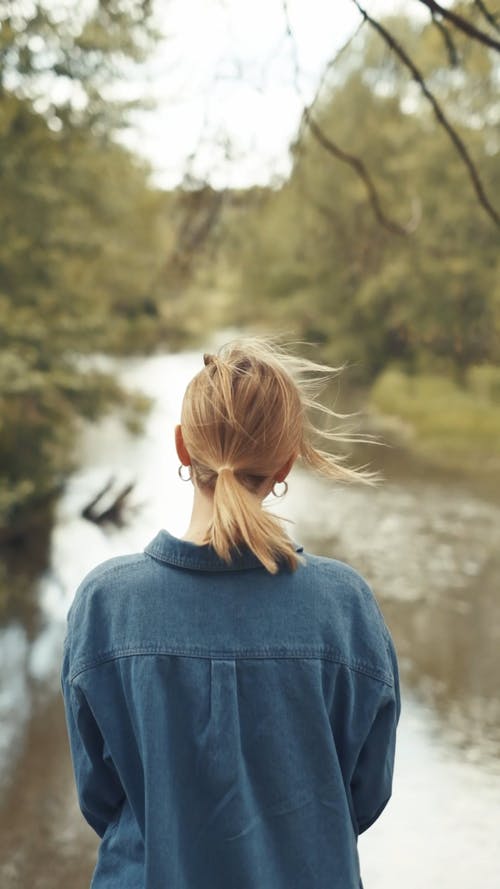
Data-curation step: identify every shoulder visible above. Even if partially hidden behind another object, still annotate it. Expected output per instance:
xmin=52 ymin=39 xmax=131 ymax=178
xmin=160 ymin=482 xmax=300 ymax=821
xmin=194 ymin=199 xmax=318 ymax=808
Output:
xmin=67 ymin=552 xmax=148 ymax=625
xmin=307 ymin=552 xmax=370 ymax=584
xmin=63 ymin=551 xmax=152 ymax=680
xmin=302 ymin=550 xmax=384 ymax=613
xmin=74 ymin=550 xmax=147 ymax=592
xmin=300 ymin=551 xmax=396 ymax=684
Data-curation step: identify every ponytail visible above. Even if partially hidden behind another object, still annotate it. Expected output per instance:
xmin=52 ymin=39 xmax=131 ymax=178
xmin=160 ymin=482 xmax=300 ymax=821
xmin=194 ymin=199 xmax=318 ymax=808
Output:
xmin=208 ymin=466 xmax=301 ymax=575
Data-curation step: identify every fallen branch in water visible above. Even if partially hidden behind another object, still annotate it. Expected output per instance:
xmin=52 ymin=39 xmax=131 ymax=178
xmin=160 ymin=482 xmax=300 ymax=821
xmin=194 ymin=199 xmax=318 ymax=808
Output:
xmin=81 ymin=476 xmax=136 ymax=526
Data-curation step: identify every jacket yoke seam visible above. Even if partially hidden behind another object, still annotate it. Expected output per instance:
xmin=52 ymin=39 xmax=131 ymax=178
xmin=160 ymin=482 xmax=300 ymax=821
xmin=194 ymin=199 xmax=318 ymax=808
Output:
xmin=68 ymin=646 xmax=394 ymax=687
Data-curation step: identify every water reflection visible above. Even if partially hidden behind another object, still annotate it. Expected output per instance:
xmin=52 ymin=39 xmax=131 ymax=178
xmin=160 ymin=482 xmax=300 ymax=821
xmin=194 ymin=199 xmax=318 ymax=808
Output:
xmin=278 ymin=469 xmax=500 ymax=765
xmin=0 ymin=623 xmax=30 ymax=796
xmin=0 ymin=350 xmax=204 ymax=794
xmin=0 ymin=510 xmax=53 ymax=633
xmin=360 ymin=686 xmax=500 ymax=887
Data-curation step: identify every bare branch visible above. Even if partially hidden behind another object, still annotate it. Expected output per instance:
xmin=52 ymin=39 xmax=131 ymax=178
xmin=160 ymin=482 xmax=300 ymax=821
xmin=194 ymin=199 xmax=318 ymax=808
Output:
xmin=416 ymin=0 xmax=500 ymax=51
xmin=430 ymin=11 xmax=460 ymax=66
xmin=162 ymin=188 xmax=226 ymax=292
xmin=303 ymin=113 xmax=412 ymax=236
xmin=283 ymin=2 xmax=412 ymax=236
xmin=282 ymin=0 xmax=302 ymax=93
xmin=291 ymin=15 xmax=365 ymax=153
xmin=82 ymin=476 xmax=136 ymax=526
xmin=474 ymin=0 xmax=500 ymax=34
xmin=352 ymin=0 xmax=500 ymax=228
xmin=309 ymin=20 xmax=366 ymax=113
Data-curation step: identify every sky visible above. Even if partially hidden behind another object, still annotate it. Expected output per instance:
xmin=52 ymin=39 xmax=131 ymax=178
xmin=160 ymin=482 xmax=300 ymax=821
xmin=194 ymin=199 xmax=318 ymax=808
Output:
xmin=114 ymin=0 xmax=416 ymax=189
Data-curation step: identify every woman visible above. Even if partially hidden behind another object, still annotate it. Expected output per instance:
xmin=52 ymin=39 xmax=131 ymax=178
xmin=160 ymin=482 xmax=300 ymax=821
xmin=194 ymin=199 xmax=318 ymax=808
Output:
xmin=61 ymin=334 xmax=401 ymax=889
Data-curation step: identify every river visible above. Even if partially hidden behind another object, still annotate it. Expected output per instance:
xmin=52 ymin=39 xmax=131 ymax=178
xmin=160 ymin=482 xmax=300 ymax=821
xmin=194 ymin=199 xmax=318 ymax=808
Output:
xmin=1 ymin=341 xmax=499 ymax=888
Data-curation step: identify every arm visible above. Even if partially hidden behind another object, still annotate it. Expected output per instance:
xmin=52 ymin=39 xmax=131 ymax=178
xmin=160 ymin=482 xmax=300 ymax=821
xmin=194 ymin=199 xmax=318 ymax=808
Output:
xmin=350 ymin=633 xmax=401 ymax=835
xmin=61 ymin=641 xmax=125 ymax=838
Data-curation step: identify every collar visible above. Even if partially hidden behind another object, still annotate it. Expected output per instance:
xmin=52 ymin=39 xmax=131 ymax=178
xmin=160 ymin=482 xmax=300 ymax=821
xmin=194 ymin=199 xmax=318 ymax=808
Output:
xmin=144 ymin=528 xmax=304 ymax=573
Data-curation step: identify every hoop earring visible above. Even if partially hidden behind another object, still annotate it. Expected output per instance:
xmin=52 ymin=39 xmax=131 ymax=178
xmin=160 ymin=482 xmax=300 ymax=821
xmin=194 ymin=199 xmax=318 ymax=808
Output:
xmin=178 ymin=464 xmax=192 ymax=481
xmin=272 ymin=480 xmax=288 ymax=498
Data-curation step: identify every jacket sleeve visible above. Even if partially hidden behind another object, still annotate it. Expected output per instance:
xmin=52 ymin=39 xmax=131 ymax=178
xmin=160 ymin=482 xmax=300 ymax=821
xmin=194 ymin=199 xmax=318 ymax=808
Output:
xmin=350 ymin=632 xmax=401 ymax=835
xmin=61 ymin=640 xmax=125 ymax=838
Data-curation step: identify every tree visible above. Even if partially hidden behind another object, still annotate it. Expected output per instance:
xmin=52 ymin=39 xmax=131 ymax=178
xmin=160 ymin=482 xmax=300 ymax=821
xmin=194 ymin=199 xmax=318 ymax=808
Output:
xmin=284 ymin=0 xmax=500 ymax=231
xmin=0 ymin=1 xmax=170 ymax=543
xmin=224 ymin=11 xmax=499 ymax=384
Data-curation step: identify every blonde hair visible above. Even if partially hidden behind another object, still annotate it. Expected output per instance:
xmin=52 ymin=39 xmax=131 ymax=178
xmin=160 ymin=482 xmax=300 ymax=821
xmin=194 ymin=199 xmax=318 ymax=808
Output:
xmin=180 ymin=333 xmax=381 ymax=574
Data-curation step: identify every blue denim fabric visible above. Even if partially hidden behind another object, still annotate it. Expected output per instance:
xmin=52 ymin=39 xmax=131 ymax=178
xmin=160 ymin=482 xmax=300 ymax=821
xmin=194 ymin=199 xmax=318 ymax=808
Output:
xmin=61 ymin=529 xmax=401 ymax=889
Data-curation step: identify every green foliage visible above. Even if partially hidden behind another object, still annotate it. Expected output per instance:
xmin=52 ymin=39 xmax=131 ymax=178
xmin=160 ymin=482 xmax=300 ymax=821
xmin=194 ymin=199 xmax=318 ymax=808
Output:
xmin=0 ymin=2 xmax=178 ymax=540
xmin=220 ymin=9 xmax=499 ymax=389
xmin=468 ymin=364 xmax=500 ymax=403
xmin=370 ymin=365 xmax=500 ymax=472
xmin=0 ymin=0 xmax=160 ymax=133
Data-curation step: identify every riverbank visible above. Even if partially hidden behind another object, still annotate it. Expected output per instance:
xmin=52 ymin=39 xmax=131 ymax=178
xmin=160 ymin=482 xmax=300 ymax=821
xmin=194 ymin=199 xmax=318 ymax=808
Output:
xmin=363 ymin=364 xmax=500 ymax=478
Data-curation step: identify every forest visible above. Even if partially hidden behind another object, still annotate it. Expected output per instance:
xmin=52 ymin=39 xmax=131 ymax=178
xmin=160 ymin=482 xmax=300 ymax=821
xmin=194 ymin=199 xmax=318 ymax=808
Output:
xmin=1 ymin=0 xmax=499 ymax=555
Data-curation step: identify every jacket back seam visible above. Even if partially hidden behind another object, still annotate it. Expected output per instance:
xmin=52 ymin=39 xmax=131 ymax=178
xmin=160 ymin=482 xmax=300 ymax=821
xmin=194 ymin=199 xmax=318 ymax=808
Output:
xmin=68 ymin=647 xmax=394 ymax=687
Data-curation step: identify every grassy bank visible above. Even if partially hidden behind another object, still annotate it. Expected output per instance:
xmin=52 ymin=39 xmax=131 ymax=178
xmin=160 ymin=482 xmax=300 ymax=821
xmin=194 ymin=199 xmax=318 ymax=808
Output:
xmin=366 ymin=365 xmax=500 ymax=474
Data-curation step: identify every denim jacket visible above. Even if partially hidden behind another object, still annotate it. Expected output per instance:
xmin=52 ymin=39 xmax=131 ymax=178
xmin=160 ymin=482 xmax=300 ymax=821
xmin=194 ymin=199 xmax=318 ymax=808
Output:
xmin=61 ymin=529 xmax=400 ymax=889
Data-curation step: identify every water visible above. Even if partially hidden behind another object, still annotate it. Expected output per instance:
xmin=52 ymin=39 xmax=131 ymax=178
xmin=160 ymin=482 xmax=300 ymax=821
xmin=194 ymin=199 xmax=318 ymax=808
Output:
xmin=1 ymin=345 xmax=499 ymax=888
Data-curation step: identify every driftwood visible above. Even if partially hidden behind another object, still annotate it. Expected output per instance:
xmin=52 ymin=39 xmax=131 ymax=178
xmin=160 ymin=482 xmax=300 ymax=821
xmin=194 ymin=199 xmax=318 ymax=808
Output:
xmin=82 ymin=475 xmax=135 ymax=526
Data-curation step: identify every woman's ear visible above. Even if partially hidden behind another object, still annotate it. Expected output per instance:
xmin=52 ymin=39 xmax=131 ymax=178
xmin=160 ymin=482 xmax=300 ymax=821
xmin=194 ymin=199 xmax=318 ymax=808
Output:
xmin=175 ymin=424 xmax=191 ymax=465
xmin=275 ymin=451 xmax=297 ymax=483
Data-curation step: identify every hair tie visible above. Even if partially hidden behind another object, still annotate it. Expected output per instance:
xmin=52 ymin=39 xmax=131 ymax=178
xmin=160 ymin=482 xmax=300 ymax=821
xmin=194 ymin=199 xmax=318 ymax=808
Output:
xmin=218 ymin=465 xmax=233 ymax=473
xmin=203 ymin=353 xmax=215 ymax=367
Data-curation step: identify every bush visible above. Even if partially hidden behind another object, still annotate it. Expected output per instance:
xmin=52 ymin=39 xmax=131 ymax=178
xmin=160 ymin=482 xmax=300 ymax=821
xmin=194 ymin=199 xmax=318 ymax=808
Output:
xmin=370 ymin=366 xmax=500 ymax=472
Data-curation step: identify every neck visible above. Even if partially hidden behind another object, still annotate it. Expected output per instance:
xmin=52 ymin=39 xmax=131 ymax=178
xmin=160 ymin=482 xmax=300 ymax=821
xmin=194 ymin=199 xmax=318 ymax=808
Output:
xmin=180 ymin=483 xmax=267 ymax=545
xmin=180 ymin=486 xmax=216 ymax=545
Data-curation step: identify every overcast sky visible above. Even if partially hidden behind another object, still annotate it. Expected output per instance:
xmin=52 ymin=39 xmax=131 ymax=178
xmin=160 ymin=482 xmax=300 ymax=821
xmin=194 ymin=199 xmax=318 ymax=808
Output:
xmin=116 ymin=0 xmax=417 ymax=189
